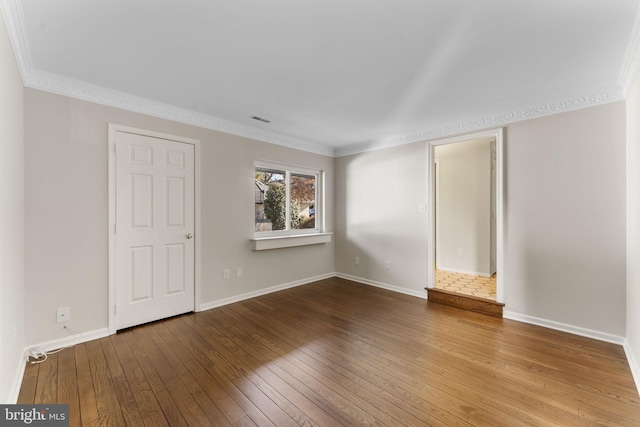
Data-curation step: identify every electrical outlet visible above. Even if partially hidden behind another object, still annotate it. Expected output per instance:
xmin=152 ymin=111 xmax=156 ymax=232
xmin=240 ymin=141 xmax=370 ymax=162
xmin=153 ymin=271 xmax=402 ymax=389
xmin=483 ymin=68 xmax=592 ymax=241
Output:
xmin=457 ymin=249 xmax=464 ymax=257
xmin=236 ymin=267 xmax=243 ymax=278
xmin=385 ymin=260 xmax=391 ymax=270
xmin=223 ymin=269 xmax=231 ymax=279
xmin=57 ymin=307 xmax=70 ymax=323
xmin=355 ymin=257 xmax=360 ymax=265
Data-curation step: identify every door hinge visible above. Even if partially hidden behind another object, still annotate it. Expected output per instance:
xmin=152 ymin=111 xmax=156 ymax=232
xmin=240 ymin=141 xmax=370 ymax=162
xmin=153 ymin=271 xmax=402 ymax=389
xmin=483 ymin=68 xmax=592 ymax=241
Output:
xmin=114 ymin=304 xmax=117 ymax=315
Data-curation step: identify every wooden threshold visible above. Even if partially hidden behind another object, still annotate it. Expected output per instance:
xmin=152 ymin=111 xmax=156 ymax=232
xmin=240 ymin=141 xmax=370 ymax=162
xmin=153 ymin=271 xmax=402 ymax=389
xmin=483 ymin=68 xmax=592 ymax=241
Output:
xmin=426 ymin=287 xmax=505 ymax=317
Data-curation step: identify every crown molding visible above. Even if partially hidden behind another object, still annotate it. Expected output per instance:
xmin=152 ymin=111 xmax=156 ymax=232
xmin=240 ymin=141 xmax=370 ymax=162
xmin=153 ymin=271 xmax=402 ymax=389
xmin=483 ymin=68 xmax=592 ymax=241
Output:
xmin=1 ymin=0 xmax=32 ymax=82
xmin=619 ymin=2 xmax=640 ymax=97
xmin=335 ymin=88 xmax=624 ymax=157
xmin=0 ymin=0 xmax=628 ymax=159
xmin=24 ymin=69 xmax=336 ymax=157
xmin=0 ymin=0 xmax=335 ymax=158
xmin=16 ymin=70 xmax=627 ymax=161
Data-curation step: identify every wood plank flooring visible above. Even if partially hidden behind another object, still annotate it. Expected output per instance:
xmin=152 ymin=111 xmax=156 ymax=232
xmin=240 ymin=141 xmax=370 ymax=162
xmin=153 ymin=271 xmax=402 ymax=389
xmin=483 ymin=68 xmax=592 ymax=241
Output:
xmin=18 ymin=277 xmax=640 ymax=426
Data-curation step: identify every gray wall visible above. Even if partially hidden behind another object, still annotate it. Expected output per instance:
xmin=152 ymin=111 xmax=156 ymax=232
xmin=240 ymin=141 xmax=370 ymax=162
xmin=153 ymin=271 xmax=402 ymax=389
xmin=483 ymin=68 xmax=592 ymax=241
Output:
xmin=24 ymin=88 xmax=335 ymax=346
xmin=435 ymin=139 xmax=492 ymax=276
xmin=504 ymin=103 xmax=626 ymax=335
xmin=335 ymin=102 xmax=627 ymax=336
xmin=13 ymin=57 xmax=632 ymax=393
xmin=335 ymin=142 xmax=428 ymax=295
xmin=0 ymin=13 xmax=25 ymax=402
xmin=627 ymin=71 xmax=640 ymax=379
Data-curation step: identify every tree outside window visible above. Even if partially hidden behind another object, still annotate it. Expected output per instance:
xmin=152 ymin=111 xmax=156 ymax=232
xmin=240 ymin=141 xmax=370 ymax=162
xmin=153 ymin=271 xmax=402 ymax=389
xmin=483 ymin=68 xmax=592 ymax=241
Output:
xmin=254 ymin=165 xmax=319 ymax=234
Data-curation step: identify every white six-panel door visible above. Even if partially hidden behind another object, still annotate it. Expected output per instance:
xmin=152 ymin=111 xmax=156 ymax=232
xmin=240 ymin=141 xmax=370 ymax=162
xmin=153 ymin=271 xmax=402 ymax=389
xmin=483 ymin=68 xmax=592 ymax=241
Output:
xmin=114 ymin=130 xmax=195 ymax=330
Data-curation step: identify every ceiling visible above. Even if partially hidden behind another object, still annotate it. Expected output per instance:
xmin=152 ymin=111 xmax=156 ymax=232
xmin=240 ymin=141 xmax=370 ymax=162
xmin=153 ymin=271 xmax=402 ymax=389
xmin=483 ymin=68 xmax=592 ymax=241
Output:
xmin=3 ymin=0 xmax=640 ymax=156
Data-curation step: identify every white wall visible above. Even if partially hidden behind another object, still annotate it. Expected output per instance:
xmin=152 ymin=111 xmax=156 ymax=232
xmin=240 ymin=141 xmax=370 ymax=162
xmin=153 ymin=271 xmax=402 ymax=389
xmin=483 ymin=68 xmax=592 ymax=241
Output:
xmin=0 ymin=10 xmax=25 ymax=402
xmin=17 ymin=73 xmax=632 ymax=388
xmin=435 ymin=139 xmax=491 ymax=276
xmin=505 ymin=102 xmax=626 ymax=336
xmin=335 ymin=142 xmax=428 ymax=296
xmin=335 ymin=102 xmax=627 ymax=337
xmin=626 ymin=71 xmax=640 ymax=388
xmin=24 ymin=88 xmax=335 ymax=346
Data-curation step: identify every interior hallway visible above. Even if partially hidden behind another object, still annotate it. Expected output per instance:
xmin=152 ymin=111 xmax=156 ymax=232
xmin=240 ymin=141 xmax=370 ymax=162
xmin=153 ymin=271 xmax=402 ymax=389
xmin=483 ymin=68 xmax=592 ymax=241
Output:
xmin=434 ymin=269 xmax=497 ymax=301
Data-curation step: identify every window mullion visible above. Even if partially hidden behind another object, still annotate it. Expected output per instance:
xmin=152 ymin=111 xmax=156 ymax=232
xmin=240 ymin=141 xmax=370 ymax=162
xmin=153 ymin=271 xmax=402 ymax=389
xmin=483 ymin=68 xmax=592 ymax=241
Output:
xmin=315 ymin=172 xmax=320 ymax=231
xmin=285 ymin=170 xmax=291 ymax=231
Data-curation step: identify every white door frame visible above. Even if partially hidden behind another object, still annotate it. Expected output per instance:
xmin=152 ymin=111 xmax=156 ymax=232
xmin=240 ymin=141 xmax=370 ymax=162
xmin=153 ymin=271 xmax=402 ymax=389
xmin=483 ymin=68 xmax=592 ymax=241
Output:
xmin=434 ymin=158 xmax=440 ymax=270
xmin=108 ymin=124 xmax=201 ymax=334
xmin=426 ymin=128 xmax=505 ymax=303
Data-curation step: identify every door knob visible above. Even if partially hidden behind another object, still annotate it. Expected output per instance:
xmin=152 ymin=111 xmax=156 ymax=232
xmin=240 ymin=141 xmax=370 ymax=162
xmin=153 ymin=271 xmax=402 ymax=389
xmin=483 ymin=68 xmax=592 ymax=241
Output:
xmin=185 ymin=233 xmax=193 ymax=239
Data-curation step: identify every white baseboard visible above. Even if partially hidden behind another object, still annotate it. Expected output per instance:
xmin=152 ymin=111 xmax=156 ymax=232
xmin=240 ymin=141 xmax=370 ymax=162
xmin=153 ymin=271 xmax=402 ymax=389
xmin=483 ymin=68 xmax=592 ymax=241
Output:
xmin=437 ymin=266 xmax=492 ymax=277
xmin=503 ymin=311 xmax=625 ymax=345
xmin=336 ymin=273 xmax=427 ymax=299
xmin=7 ymin=353 xmax=27 ymax=404
xmin=8 ymin=327 xmax=111 ymax=403
xmin=24 ymin=327 xmax=111 ymax=355
xmin=624 ymin=339 xmax=640 ymax=396
xmin=199 ymin=272 xmax=337 ymax=311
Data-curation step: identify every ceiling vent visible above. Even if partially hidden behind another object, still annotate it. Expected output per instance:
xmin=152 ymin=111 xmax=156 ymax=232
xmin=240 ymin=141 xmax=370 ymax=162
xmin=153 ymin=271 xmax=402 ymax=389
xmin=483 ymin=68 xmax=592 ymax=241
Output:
xmin=250 ymin=115 xmax=271 ymax=124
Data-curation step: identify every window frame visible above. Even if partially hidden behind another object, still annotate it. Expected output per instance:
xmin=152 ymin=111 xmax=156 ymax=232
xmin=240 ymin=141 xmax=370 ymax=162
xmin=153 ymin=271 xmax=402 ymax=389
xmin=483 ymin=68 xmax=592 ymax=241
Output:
xmin=253 ymin=160 xmax=324 ymax=238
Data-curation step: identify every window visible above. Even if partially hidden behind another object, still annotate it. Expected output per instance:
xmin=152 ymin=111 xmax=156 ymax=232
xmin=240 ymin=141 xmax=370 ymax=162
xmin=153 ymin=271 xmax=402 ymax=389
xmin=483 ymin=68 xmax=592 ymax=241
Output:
xmin=254 ymin=161 xmax=322 ymax=236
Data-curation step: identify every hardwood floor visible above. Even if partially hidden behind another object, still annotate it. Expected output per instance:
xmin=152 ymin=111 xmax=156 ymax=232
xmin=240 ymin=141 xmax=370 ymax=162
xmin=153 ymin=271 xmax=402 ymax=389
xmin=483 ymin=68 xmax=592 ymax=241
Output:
xmin=18 ymin=277 xmax=640 ymax=426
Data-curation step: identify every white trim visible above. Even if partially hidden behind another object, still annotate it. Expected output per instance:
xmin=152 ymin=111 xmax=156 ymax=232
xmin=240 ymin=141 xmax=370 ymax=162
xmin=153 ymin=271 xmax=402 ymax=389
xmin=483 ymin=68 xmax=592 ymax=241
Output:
xmin=503 ymin=311 xmax=625 ymax=345
xmin=426 ymin=128 xmax=505 ymax=303
xmin=0 ymin=0 xmax=31 ymax=82
xmin=16 ymin=66 xmax=625 ymax=160
xmin=436 ymin=266 xmax=492 ymax=278
xmin=24 ymin=328 xmax=111 ymax=354
xmin=434 ymin=158 xmax=440 ymax=272
xmin=427 ymin=145 xmax=435 ymax=291
xmin=624 ymin=339 xmax=640 ymax=396
xmin=194 ymin=140 xmax=202 ymax=312
xmin=108 ymin=124 xmax=201 ymax=333
xmin=335 ymin=89 xmax=622 ymax=157
xmin=0 ymin=0 xmax=628 ymax=159
xmin=336 ymin=273 xmax=427 ymax=300
xmin=254 ymin=159 xmax=320 ymax=177
xmin=254 ymin=160 xmax=325 ymax=239
xmin=339 ymin=271 xmax=627 ymax=349
xmin=108 ymin=125 xmax=116 ymax=334
xmin=0 ymin=0 xmax=333 ymax=157
xmin=199 ymin=273 xmax=336 ymax=311
xmin=10 ymin=327 xmax=109 ymax=402
xmin=21 ymin=67 xmax=624 ymax=160
xmin=495 ymin=130 xmax=505 ymax=303
xmin=30 ymin=69 xmax=333 ymax=157
xmin=251 ymin=233 xmax=332 ymax=251
xmin=7 ymin=354 xmax=27 ymax=404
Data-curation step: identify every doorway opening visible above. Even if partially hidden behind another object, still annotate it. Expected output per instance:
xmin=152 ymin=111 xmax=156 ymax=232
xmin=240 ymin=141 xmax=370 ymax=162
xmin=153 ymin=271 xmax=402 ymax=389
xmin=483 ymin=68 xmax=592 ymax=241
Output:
xmin=427 ymin=128 xmax=504 ymax=304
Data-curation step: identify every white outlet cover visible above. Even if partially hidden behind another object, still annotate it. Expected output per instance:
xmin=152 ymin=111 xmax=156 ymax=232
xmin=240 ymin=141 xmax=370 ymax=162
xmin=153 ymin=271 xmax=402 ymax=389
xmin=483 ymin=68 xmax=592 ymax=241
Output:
xmin=57 ymin=307 xmax=70 ymax=323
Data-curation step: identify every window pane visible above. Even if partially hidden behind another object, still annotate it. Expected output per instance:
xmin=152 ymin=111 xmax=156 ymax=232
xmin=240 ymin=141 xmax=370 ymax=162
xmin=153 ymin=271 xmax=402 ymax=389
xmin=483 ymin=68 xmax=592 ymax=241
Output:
xmin=291 ymin=173 xmax=316 ymax=230
xmin=255 ymin=168 xmax=286 ymax=231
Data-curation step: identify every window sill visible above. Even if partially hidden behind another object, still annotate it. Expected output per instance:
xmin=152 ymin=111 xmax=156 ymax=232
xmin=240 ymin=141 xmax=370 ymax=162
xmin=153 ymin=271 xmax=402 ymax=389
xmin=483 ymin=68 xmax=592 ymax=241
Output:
xmin=251 ymin=232 xmax=332 ymax=251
